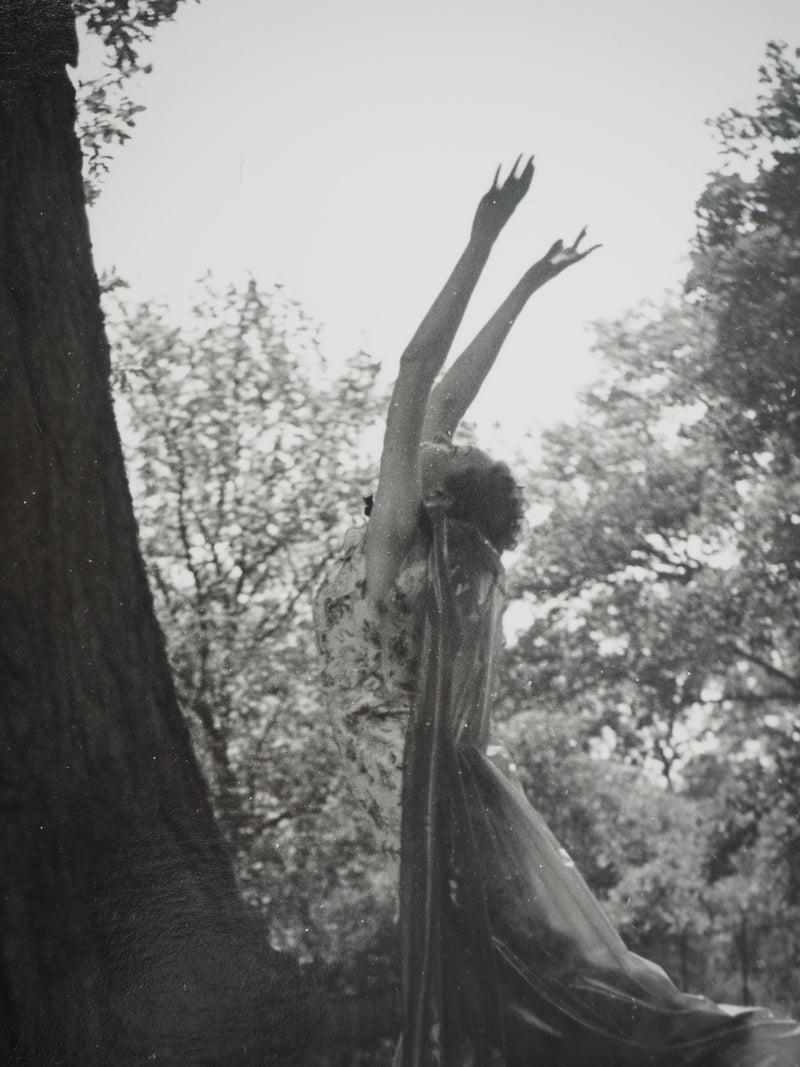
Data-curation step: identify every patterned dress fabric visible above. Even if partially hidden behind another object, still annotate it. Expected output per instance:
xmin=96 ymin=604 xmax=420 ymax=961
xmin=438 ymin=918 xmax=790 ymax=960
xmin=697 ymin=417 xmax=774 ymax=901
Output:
xmin=313 ymin=525 xmax=427 ymax=853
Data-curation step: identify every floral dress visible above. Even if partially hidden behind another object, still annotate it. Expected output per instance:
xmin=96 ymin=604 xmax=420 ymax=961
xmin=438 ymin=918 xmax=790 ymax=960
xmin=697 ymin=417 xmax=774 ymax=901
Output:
xmin=313 ymin=525 xmax=427 ymax=854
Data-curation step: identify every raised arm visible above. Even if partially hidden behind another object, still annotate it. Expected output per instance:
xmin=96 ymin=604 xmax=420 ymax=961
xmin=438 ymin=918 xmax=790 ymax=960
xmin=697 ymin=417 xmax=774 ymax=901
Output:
xmin=422 ymin=229 xmax=600 ymax=440
xmin=365 ymin=159 xmax=534 ymax=603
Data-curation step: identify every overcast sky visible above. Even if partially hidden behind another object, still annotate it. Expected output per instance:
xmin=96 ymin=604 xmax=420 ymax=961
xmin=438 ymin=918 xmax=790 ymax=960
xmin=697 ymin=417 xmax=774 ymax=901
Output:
xmin=81 ymin=0 xmax=798 ymax=445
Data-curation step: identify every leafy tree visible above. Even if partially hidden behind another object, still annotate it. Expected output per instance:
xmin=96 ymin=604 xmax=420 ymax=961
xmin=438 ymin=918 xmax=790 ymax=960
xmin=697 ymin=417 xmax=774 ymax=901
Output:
xmin=106 ymin=278 xmax=406 ymax=1059
xmin=496 ymin=706 xmax=696 ymax=896
xmin=511 ymin=40 xmax=800 ymax=771
xmin=605 ymin=811 xmax=711 ymax=990
xmin=107 ymin=276 xmax=389 ymax=961
xmin=690 ymin=41 xmax=800 ymax=465
xmin=503 ymin=41 xmax=800 ymax=1009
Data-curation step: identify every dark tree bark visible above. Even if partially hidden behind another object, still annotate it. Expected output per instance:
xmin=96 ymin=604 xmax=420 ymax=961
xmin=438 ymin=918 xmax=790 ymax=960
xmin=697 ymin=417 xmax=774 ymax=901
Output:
xmin=0 ymin=4 xmax=307 ymax=1063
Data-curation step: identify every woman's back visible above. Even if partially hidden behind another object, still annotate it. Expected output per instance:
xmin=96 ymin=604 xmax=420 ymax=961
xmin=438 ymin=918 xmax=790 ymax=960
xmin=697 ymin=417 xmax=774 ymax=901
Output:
xmin=313 ymin=525 xmax=427 ymax=851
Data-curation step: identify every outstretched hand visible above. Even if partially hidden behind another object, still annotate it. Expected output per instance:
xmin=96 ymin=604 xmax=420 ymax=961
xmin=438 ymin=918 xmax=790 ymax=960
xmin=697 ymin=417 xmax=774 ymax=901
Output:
xmin=532 ymin=227 xmax=601 ymax=281
xmin=472 ymin=155 xmax=535 ymax=240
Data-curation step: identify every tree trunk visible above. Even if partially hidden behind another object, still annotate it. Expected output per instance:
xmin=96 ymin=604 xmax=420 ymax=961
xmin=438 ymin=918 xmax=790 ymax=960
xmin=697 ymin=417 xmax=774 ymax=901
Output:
xmin=0 ymin=6 xmax=307 ymax=1063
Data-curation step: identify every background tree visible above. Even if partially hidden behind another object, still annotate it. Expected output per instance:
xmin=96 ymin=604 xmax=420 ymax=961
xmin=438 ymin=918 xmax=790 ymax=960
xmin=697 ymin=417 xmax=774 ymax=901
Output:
xmin=107 ymin=277 xmax=401 ymax=1056
xmin=502 ymin=41 xmax=800 ymax=1010
xmin=108 ymin=277 xmax=385 ymax=945
xmin=0 ymin=4 xmax=305 ymax=1063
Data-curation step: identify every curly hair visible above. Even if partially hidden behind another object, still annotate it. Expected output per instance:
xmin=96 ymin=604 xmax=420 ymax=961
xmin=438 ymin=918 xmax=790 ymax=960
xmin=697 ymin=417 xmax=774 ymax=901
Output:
xmin=364 ymin=459 xmax=525 ymax=552
xmin=441 ymin=460 xmax=524 ymax=552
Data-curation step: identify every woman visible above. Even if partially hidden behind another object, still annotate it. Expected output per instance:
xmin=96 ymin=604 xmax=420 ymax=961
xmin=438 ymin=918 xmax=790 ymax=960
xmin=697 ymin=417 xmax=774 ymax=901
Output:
xmin=315 ymin=158 xmax=574 ymax=848
xmin=314 ymin=160 xmax=800 ymax=1065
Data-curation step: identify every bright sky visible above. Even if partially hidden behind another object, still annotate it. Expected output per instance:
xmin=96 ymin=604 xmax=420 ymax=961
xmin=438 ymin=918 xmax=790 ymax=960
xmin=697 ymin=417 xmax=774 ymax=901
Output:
xmin=82 ymin=0 xmax=798 ymax=447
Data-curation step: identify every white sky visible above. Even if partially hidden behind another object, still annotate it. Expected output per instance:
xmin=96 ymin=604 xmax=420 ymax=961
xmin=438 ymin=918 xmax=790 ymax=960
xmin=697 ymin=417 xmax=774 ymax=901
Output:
xmin=82 ymin=0 xmax=798 ymax=447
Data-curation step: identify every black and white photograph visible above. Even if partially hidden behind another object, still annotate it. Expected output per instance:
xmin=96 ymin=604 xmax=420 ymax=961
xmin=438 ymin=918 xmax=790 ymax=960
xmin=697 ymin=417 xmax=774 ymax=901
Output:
xmin=3 ymin=1 xmax=800 ymax=1063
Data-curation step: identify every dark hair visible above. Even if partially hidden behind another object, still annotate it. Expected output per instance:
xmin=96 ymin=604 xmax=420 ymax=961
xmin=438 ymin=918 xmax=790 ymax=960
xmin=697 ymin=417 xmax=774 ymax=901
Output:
xmin=442 ymin=460 xmax=524 ymax=552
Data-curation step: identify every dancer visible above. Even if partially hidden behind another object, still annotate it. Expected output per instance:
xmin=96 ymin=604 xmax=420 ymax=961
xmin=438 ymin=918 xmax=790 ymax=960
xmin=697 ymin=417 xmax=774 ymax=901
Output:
xmin=313 ymin=160 xmax=800 ymax=1065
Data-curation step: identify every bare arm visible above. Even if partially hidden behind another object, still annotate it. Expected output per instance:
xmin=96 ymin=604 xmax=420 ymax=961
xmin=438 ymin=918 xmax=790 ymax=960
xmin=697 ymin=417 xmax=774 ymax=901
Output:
xmin=365 ymin=160 xmax=534 ymax=603
xmin=422 ymin=229 xmax=600 ymax=440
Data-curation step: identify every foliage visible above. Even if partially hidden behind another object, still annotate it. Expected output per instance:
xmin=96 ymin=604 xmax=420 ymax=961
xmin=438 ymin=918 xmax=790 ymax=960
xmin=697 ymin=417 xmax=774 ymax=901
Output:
xmin=76 ymin=67 xmax=147 ymax=202
xmin=75 ymin=0 xmax=188 ymax=71
xmin=74 ymin=1 xmax=195 ymax=201
xmin=691 ymin=41 xmax=800 ymax=465
xmin=107 ymin=276 xmax=395 ymax=966
xmin=502 ymin=41 xmax=800 ymax=1010
xmin=497 ymin=707 xmax=696 ymax=897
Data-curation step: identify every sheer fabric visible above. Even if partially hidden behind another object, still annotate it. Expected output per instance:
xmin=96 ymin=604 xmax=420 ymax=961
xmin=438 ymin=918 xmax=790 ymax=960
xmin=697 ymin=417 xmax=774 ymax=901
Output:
xmin=398 ymin=509 xmax=800 ymax=1066
xmin=313 ymin=513 xmax=800 ymax=1066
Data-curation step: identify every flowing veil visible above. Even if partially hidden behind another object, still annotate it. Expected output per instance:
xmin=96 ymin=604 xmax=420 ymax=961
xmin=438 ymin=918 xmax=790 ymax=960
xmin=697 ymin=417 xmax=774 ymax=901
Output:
xmin=398 ymin=509 xmax=800 ymax=1067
